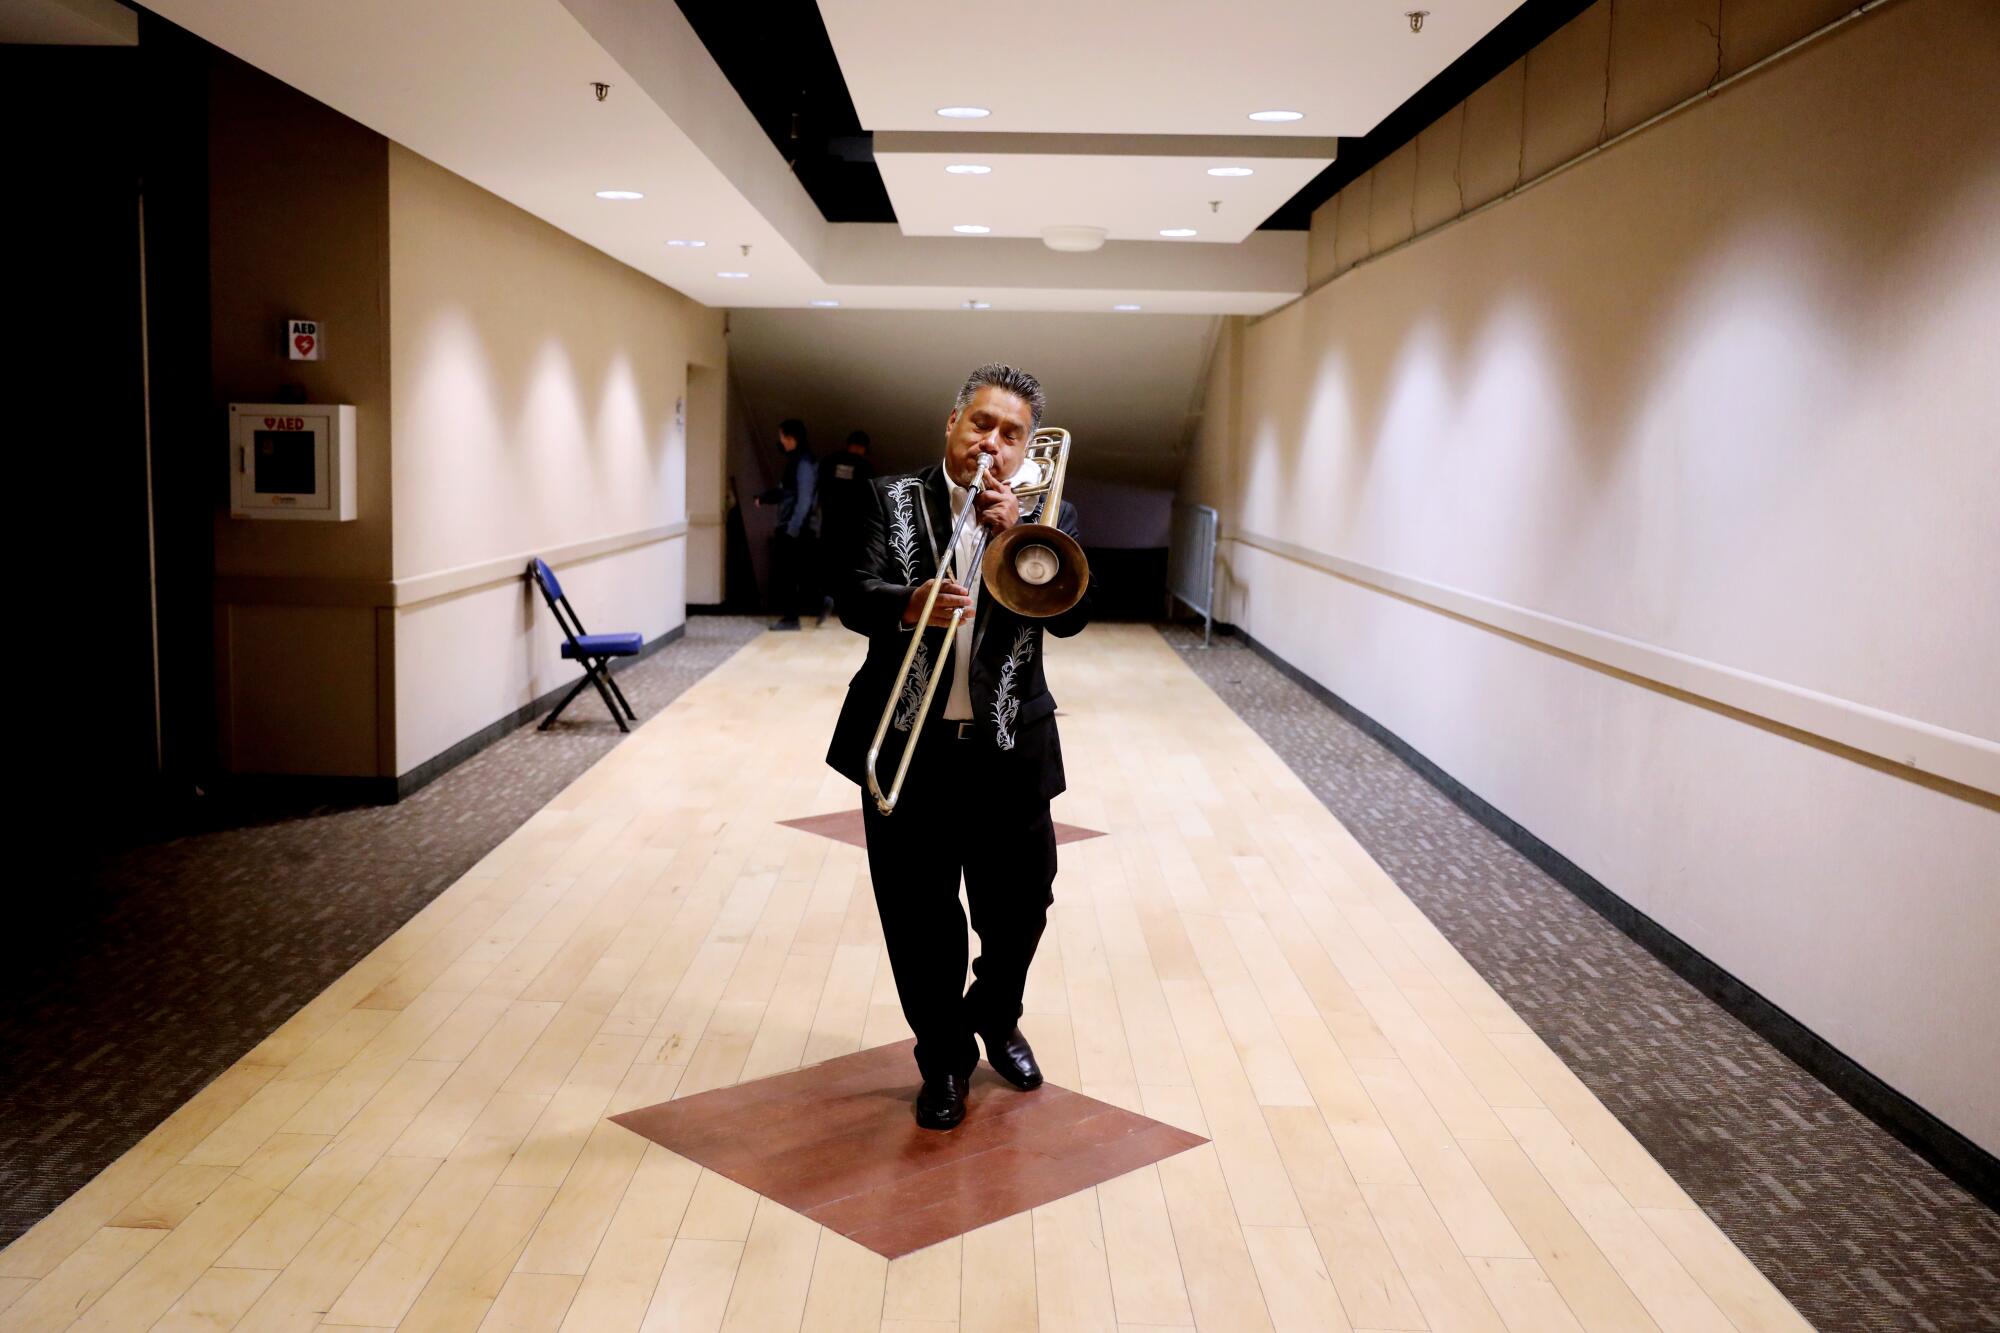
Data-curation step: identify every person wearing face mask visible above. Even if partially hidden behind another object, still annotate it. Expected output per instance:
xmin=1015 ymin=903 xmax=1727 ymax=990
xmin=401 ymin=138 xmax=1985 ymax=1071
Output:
xmin=754 ymin=418 xmax=818 ymax=630
xmin=824 ymin=364 xmax=1093 ymax=1131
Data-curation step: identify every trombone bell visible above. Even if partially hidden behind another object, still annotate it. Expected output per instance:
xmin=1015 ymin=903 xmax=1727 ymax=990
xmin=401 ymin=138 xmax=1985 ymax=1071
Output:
xmin=982 ymin=426 xmax=1088 ymax=619
xmin=983 ymin=524 xmax=1088 ymax=618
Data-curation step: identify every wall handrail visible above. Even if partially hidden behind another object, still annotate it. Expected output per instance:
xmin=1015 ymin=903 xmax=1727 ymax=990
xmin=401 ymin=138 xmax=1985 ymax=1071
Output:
xmin=1232 ymin=528 xmax=2000 ymax=806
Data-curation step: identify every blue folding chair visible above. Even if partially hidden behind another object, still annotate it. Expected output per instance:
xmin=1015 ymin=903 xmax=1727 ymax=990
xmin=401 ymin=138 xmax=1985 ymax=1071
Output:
xmin=529 ymin=558 xmax=642 ymax=732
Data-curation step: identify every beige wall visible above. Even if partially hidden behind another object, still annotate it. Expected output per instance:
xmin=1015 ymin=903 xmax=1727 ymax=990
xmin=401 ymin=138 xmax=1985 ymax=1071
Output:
xmin=1189 ymin=0 xmax=2000 ymax=1150
xmin=387 ymin=146 xmax=725 ymax=774
xmin=684 ymin=363 xmax=727 ymax=604
xmin=208 ymin=52 xmax=394 ymax=776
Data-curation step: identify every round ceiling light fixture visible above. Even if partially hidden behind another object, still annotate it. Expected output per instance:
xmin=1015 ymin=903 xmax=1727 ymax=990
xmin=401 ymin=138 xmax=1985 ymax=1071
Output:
xmin=952 ymin=224 xmax=992 ymax=234
xmin=1041 ymin=225 xmax=1107 ymax=253
xmin=808 ymin=299 xmax=840 ymax=307
xmin=1159 ymin=227 xmax=1198 ymax=238
xmin=665 ymin=238 xmax=706 ymax=247
xmin=716 ymin=270 xmax=750 ymax=279
xmin=945 ymin=163 xmax=992 ymax=175
xmin=1207 ymin=166 xmax=1254 ymax=177
xmin=936 ymin=106 xmax=990 ymax=119
xmin=1247 ymin=110 xmax=1303 ymax=123
xmin=962 ymin=299 xmax=991 ymax=310
xmin=595 ymin=189 xmax=645 ymax=200
xmin=1112 ymin=304 xmax=1143 ymax=312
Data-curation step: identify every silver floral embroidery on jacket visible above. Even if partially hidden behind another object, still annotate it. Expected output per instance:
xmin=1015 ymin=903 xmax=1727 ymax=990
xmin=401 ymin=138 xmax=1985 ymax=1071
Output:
xmin=991 ymin=628 xmax=1035 ymax=751
xmin=887 ymin=478 xmax=922 ymax=582
xmin=893 ymin=641 xmax=930 ymax=732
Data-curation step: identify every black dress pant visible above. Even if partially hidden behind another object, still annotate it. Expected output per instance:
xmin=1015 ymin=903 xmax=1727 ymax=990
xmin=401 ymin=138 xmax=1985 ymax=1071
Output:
xmin=861 ymin=729 xmax=1057 ymax=1081
xmin=769 ymin=530 xmax=808 ymax=620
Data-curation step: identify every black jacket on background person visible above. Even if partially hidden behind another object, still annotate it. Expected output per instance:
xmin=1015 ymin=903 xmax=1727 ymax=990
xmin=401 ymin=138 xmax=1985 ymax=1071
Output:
xmin=818 ymin=450 xmax=877 ymax=561
xmin=826 ymin=462 xmax=1091 ymax=801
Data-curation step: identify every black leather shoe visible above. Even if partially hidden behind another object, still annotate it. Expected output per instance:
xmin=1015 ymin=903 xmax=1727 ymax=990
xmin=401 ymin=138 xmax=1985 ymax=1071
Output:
xmin=980 ymin=1027 xmax=1044 ymax=1091
xmin=914 ymin=1073 xmax=969 ymax=1130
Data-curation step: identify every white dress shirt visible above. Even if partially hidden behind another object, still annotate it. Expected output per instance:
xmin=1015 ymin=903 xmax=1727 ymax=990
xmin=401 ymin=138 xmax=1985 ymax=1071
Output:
xmin=940 ymin=458 xmax=1028 ymax=721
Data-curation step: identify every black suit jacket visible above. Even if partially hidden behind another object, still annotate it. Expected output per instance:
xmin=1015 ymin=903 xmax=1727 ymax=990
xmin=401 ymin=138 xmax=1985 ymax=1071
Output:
xmin=825 ymin=463 xmax=1092 ymax=802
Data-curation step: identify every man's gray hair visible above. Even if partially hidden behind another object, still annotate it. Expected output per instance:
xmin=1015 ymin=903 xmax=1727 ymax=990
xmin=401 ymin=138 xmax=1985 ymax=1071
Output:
xmin=954 ymin=363 xmax=1046 ymax=429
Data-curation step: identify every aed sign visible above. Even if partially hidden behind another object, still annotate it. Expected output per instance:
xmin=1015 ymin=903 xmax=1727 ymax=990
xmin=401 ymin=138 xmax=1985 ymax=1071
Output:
xmin=287 ymin=318 xmax=323 ymax=361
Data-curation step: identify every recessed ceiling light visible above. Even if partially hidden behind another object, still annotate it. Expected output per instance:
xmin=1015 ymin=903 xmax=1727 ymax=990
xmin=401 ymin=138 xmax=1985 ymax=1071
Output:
xmin=936 ymin=106 xmax=990 ymax=119
xmin=952 ymin=224 xmax=992 ymax=235
xmin=1159 ymin=228 xmax=1198 ymax=238
xmin=808 ymin=299 xmax=840 ymax=307
xmin=1247 ymin=110 xmax=1304 ymax=123
xmin=962 ymin=300 xmax=991 ymax=310
xmin=1113 ymin=304 xmax=1143 ymax=312
xmin=945 ymin=164 xmax=992 ymax=175
xmin=1207 ymin=166 xmax=1255 ymax=177
xmin=595 ymin=189 xmax=644 ymax=200
xmin=716 ymin=271 xmax=750 ymax=279
xmin=666 ymin=238 xmax=706 ymax=248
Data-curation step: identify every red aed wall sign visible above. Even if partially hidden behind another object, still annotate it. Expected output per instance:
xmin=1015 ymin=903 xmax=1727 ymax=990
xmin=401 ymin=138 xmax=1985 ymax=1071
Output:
xmin=287 ymin=318 xmax=322 ymax=361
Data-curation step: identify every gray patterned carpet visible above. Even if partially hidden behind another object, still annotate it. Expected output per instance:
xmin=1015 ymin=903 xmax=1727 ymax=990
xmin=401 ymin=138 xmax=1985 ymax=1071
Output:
xmin=0 ymin=616 xmax=764 ymax=1250
xmin=1160 ymin=624 xmax=2000 ymax=1333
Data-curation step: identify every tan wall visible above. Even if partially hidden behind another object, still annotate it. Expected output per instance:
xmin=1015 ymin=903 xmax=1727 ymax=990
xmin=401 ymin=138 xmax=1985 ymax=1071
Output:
xmin=208 ymin=53 xmax=394 ymax=776
xmin=684 ymin=363 xmax=728 ymax=604
xmin=387 ymin=145 xmax=725 ymax=773
xmin=1192 ymin=0 xmax=2000 ymax=1150
xmin=1183 ymin=316 xmax=1242 ymax=522
xmin=1305 ymin=0 xmax=1869 ymax=287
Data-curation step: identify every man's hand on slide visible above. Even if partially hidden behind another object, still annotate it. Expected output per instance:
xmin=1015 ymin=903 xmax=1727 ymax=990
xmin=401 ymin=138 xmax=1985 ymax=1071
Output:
xmin=903 ymin=579 xmax=975 ymax=628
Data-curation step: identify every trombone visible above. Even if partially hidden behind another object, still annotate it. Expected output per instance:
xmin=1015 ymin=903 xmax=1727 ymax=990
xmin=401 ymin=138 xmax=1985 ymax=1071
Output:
xmin=865 ymin=428 xmax=1090 ymax=815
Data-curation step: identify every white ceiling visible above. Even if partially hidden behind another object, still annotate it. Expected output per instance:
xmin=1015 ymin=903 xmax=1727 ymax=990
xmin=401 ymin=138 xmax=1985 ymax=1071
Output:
xmin=139 ymin=0 xmax=1310 ymax=314
xmin=819 ymin=0 xmax=1518 ymax=137
xmin=875 ymin=149 xmax=1327 ymax=244
xmin=134 ymin=0 xmax=1520 ymax=314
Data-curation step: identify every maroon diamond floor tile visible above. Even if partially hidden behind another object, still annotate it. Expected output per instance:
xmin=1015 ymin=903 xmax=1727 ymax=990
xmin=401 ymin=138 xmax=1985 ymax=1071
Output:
xmin=779 ymin=809 xmax=1104 ymax=849
xmin=610 ymin=1038 xmax=1205 ymax=1258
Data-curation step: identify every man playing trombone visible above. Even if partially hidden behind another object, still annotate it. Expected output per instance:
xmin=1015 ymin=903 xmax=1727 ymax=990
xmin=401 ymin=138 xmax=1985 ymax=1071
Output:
xmin=825 ymin=364 xmax=1092 ymax=1130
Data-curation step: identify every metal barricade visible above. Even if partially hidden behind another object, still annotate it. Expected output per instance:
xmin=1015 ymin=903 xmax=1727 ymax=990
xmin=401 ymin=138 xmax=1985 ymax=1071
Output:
xmin=1167 ymin=503 xmax=1219 ymax=647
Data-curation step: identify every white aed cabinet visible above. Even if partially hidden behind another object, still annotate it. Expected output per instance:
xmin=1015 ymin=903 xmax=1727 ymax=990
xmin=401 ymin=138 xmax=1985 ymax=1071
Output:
xmin=228 ymin=402 xmax=357 ymax=521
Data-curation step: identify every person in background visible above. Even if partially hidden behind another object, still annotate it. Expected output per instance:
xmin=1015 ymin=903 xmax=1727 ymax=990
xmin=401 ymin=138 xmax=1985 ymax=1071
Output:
xmin=755 ymin=418 xmax=816 ymax=630
xmin=816 ymin=430 xmax=876 ymax=623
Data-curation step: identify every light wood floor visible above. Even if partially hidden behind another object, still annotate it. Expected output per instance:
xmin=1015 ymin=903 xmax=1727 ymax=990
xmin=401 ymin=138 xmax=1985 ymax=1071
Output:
xmin=0 ymin=623 xmax=1812 ymax=1332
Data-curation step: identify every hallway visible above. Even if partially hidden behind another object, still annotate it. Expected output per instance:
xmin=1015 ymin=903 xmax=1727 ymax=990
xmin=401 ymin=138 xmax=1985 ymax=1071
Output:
xmin=0 ymin=624 xmax=1816 ymax=1332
